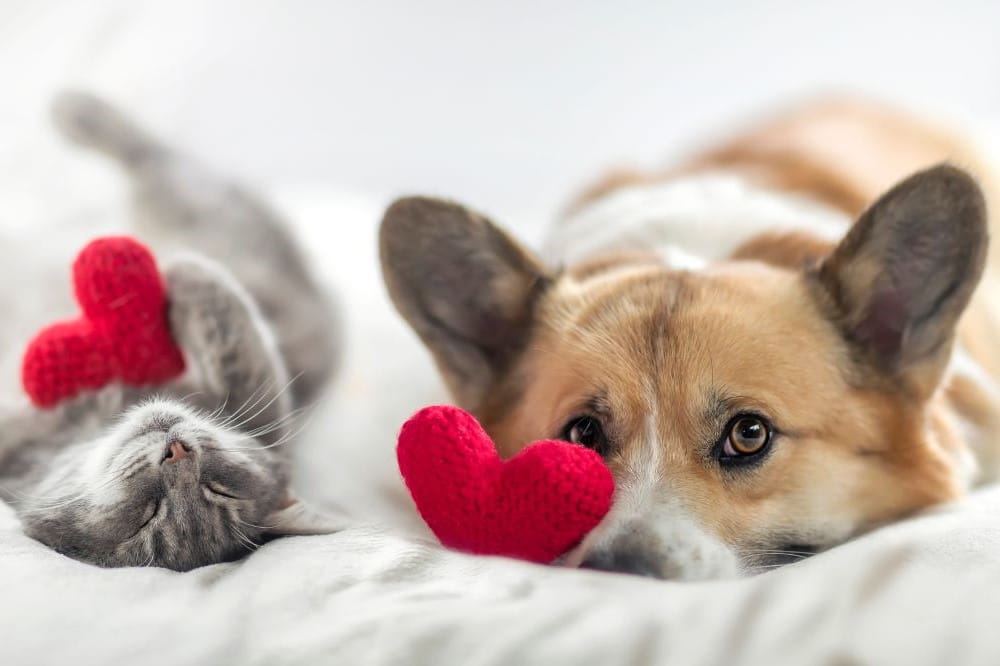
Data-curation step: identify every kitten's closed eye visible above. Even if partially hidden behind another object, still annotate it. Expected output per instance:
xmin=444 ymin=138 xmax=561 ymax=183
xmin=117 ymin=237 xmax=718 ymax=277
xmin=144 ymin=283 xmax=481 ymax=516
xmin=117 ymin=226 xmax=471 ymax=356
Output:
xmin=203 ymin=482 xmax=244 ymax=501
xmin=130 ymin=499 xmax=161 ymax=538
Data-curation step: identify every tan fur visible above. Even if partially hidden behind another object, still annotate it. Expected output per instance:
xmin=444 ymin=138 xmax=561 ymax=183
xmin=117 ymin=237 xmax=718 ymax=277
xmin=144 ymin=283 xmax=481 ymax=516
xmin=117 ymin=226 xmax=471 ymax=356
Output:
xmin=730 ymin=230 xmax=834 ymax=270
xmin=699 ymin=99 xmax=1000 ymax=480
xmin=499 ymin=99 xmax=1000 ymax=552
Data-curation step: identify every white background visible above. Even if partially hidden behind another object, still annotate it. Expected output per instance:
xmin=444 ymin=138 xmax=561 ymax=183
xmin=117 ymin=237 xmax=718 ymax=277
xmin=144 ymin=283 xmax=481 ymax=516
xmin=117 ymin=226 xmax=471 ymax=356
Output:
xmin=2 ymin=0 xmax=1000 ymax=232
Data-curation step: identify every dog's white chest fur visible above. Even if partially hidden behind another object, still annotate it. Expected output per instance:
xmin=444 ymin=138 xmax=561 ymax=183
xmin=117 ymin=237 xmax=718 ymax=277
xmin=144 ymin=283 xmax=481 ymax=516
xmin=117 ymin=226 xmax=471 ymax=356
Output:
xmin=545 ymin=172 xmax=850 ymax=267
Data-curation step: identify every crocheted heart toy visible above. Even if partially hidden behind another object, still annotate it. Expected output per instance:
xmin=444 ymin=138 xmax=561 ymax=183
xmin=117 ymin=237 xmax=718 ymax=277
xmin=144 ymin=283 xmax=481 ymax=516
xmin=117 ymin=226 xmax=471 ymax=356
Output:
xmin=397 ymin=405 xmax=615 ymax=563
xmin=22 ymin=236 xmax=185 ymax=407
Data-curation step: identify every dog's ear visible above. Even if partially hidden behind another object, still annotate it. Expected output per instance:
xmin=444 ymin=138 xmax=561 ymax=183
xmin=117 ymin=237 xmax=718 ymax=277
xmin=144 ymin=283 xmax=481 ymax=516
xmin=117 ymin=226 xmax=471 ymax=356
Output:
xmin=816 ymin=164 xmax=988 ymax=395
xmin=380 ymin=197 xmax=552 ymax=410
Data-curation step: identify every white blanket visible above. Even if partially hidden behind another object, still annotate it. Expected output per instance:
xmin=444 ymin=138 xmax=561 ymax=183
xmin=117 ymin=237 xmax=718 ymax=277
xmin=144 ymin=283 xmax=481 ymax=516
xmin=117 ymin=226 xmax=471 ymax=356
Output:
xmin=4 ymin=481 xmax=1000 ymax=665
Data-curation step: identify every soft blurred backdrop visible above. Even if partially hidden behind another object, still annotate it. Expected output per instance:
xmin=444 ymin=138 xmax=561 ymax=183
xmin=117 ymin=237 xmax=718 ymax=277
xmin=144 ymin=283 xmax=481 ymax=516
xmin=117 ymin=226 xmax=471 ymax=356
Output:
xmin=3 ymin=0 xmax=1000 ymax=520
xmin=3 ymin=0 xmax=1000 ymax=235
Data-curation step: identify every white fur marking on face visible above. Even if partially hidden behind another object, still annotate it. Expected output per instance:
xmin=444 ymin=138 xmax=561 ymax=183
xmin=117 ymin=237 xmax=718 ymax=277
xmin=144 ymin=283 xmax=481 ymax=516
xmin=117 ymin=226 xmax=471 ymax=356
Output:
xmin=604 ymin=411 xmax=664 ymax=520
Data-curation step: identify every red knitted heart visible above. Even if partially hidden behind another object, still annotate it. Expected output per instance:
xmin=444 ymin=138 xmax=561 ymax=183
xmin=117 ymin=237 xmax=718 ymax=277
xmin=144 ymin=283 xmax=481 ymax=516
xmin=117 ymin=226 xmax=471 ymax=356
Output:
xmin=397 ymin=405 xmax=614 ymax=563
xmin=22 ymin=236 xmax=185 ymax=407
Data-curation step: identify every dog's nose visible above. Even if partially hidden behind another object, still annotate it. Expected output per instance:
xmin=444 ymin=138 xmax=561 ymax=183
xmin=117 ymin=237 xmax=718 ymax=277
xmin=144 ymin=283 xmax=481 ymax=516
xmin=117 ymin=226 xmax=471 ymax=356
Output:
xmin=162 ymin=439 xmax=192 ymax=464
xmin=578 ymin=522 xmax=664 ymax=578
xmin=579 ymin=547 xmax=662 ymax=578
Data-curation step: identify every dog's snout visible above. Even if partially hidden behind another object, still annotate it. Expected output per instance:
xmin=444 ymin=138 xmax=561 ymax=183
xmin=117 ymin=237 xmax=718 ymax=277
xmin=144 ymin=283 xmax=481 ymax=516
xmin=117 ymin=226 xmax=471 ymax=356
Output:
xmin=575 ymin=515 xmax=742 ymax=581
xmin=580 ymin=546 xmax=662 ymax=578
xmin=162 ymin=439 xmax=192 ymax=464
xmin=578 ymin=523 xmax=664 ymax=578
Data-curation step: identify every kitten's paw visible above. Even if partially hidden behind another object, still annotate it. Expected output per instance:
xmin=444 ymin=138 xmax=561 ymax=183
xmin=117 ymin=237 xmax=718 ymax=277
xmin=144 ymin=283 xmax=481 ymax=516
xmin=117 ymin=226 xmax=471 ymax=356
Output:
xmin=163 ymin=255 xmax=275 ymax=369
xmin=165 ymin=256 xmax=253 ymax=340
xmin=163 ymin=254 xmax=290 ymax=433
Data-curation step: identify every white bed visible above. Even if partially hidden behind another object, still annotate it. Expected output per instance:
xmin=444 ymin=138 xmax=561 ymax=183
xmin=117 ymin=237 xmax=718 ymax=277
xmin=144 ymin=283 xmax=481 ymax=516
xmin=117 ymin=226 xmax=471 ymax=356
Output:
xmin=4 ymin=451 xmax=1000 ymax=665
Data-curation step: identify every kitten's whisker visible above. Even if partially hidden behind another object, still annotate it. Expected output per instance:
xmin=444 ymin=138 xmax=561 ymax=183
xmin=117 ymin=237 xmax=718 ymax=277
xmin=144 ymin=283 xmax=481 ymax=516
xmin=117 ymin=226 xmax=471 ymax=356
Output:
xmin=202 ymin=401 xmax=315 ymax=455
xmin=236 ymin=516 xmax=278 ymax=530
xmin=14 ymin=494 xmax=87 ymax=513
xmin=229 ymin=523 xmax=259 ymax=552
xmin=241 ymin=415 xmax=301 ymax=441
xmin=747 ymin=550 xmax=816 ymax=559
xmin=230 ymin=373 xmax=293 ymax=425
xmin=255 ymin=407 xmax=318 ymax=452
xmin=242 ymin=405 xmax=310 ymax=438
xmin=217 ymin=380 xmax=273 ymax=429
xmin=227 ymin=372 xmax=302 ymax=432
xmin=175 ymin=390 xmax=205 ymax=403
xmin=208 ymin=392 xmax=231 ymax=422
xmin=217 ymin=409 xmax=313 ymax=453
xmin=9 ymin=450 xmax=152 ymax=511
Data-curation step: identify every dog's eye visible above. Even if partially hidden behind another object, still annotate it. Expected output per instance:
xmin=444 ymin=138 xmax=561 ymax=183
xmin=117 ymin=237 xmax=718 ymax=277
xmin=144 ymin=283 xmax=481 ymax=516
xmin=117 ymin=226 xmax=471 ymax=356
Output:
xmin=562 ymin=416 xmax=609 ymax=455
xmin=721 ymin=416 xmax=772 ymax=458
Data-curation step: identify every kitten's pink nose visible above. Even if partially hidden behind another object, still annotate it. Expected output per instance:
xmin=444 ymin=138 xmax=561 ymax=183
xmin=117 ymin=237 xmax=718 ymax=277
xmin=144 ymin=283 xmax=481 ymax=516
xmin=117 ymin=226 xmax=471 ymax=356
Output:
xmin=163 ymin=439 xmax=192 ymax=464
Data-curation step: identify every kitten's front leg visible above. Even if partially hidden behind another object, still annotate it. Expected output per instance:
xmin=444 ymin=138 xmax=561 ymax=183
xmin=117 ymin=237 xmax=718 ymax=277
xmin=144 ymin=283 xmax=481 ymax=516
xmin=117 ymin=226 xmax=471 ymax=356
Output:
xmin=52 ymin=91 xmax=338 ymax=408
xmin=164 ymin=256 xmax=293 ymax=444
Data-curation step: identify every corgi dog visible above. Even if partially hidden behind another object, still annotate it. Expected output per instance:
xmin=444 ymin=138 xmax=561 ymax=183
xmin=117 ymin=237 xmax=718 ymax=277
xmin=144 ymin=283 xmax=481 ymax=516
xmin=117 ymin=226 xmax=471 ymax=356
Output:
xmin=379 ymin=99 xmax=1000 ymax=580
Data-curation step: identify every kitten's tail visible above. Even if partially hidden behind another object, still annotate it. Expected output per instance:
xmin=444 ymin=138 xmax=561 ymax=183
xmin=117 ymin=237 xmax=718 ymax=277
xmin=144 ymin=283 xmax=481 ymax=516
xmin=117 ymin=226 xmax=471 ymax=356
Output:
xmin=51 ymin=91 xmax=165 ymax=169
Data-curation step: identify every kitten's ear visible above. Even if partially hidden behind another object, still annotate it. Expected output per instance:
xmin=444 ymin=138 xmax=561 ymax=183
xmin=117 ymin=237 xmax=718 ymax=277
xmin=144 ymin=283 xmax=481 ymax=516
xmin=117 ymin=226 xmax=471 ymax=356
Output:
xmin=379 ymin=197 xmax=552 ymax=410
xmin=816 ymin=164 xmax=988 ymax=395
xmin=262 ymin=497 xmax=344 ymax=536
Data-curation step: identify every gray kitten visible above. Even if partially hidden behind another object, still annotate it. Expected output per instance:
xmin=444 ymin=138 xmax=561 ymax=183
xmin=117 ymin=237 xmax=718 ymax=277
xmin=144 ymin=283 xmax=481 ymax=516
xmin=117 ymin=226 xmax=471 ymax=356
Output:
xmin=0 ymin=93 xmax=339 ymax=570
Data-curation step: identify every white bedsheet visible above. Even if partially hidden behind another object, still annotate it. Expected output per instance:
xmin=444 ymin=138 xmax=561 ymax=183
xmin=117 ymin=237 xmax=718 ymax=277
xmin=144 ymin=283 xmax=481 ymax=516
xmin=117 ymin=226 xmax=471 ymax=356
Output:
xmin=3 ymin=483 xmax=1000 ymax=665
